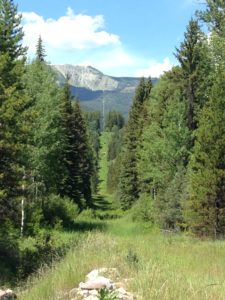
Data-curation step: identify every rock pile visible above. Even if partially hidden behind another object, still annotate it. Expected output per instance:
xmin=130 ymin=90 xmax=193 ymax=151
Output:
xmin=69 ymin=268 xmax=136 ymax=300
xmin=0 ymin=289 xmax=17 ymax=300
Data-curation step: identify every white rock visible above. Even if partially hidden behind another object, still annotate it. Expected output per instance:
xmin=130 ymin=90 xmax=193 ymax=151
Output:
xmin=0 ymin=291 xmax=5 ymax=297
xmin=80 ymin=276 xmax=113 ymax=290
xmin=83 ymin=295 xmax=99 ymax=300
xmin=88 ymin=290 xmax=99 ymax=296
xmin=86 ymin=269 xmax=100 ymax=280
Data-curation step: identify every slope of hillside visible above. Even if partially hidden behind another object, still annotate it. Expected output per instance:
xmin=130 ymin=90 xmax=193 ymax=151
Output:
xmin=53 ymin=64 xmax=157 ymax=117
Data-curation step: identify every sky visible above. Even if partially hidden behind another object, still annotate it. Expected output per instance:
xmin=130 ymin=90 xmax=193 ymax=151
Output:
xmin=17 ymin=0 xmax=206 ymax=77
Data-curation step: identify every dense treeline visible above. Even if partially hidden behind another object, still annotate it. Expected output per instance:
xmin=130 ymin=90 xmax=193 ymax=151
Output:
xmin=114 ymin=0 xmax=225 ymax=237
xmin=0 ymin=0 xmax=99 ymax=281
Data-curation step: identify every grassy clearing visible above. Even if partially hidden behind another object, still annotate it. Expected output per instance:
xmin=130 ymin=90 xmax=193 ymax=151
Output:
xmin=17 ymin=134 xmax=225 ymax=299
xmin=19 ymin=217 xmax=225 ymax=300
xmin=98 ymin=132 xmax=112 ymax=197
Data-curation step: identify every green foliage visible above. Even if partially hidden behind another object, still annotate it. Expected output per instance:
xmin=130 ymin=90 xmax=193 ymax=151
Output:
xmin=43 ymin=194 xmax=79 ymax=228
xmin=98 ymin=288 xmax=118 ymax=300
xmin=197 ymin=0 xmax=225 ymax=37
xmin=35 ymin=36 xmax=46 ymax=62
xmin=107 ymin=128 xmax=123 ymax=161
xmin=0 ymin=222 xmax=20 ymax=283
xmin=184 ymin=67 xmax=225 ymax=237
xmin=175 ymin=19 xmax=212 ymax=132
xmin=138 ymin=69 xmax=190 ymax=229
xmin=84 ymin=111 xmax=101 ymax=132
xmin=0 ymin=0 xmax=28 ymax=227
xmin=131 ymin=193 xmax=154 ymax=223
xmin=84 ymin=111 xmax=101 ymax=193
xmin=18 ymin=230 xmax=78 ymax=280
xmin=105 ymin=111 xmax=125 ymax=131
xmin=24 ymin=60 xmax=66 ymax=194
xmin=119 ymin=78 xmax=153 ymax=210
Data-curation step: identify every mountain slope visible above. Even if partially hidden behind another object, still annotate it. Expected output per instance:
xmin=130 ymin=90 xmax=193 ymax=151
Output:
xmin=53 ymin=64 xmax=157 ymax=117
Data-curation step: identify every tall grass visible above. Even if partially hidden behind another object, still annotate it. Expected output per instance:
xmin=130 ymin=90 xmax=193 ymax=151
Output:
xmin=18 ymin=133 xmax=225 ymax=299
xmin=19 ymin=218 xmax=225 ymax=300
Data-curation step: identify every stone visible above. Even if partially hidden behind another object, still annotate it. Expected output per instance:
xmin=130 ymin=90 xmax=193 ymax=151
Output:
xmin=80 ymin=276 xmax=113 ymax=290
xmin=86 ymin=268 xmax=119 ymax=282
xmin=68 ymin=268 xmax=136 ymax=300
xmin=83 ymin=296 xmax=99 ymax=300
xmin=0 ymin=289 xmax=17 ymax=300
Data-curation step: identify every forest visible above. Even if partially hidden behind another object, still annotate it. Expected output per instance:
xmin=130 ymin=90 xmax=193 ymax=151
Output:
xmin=0 ymin=0 xmax=225 ymax=299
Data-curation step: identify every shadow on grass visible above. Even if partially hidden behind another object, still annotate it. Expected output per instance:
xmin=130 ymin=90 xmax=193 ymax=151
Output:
xmin=67 ymin=219 xmax=107 ymax=233
xmin=91 ymin=195 xmax=113 ymax=211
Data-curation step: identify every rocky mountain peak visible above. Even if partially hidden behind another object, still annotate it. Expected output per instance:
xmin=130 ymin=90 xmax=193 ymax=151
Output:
xmin=53 ymin=64 xmax=119 ymax=91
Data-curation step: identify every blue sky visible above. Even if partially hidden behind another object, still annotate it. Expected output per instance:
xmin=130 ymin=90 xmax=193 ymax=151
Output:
xmin=17 ymin=0 xmax=205 ymax=77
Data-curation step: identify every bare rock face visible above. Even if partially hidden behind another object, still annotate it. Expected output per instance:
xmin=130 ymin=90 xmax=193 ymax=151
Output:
xmin=53 ymin=65 xmax=119 ymax=91
xmin=0 ymin=289 xmax=17 ymax=300
xmin=69 ymin=268 xmax=136 ymax=300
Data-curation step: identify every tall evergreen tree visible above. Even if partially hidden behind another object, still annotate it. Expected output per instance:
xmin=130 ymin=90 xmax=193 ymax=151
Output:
xmin=119 ymin=78 xmax=152 ymax=210
xmin=198 ymin=0 xmax=225 ymax=37
xmin=73 ymin=101 xmax=94 ymax=208
xmin=183 ymin=1 xmax=225 ymax=237
xmin=175 ymin=19 xmax=211 ymax=133
xmin=35 ymin=36 xmax=46 ymax=63
xmin=184 ymin=67 xmax=225 ymax=237
xmin=60 ymin=80 xmax=94 ymax=209
xmin=138 ymin=68 xmax=190 ymax=228
xmin=60 ymin=78 xmax=83 ymax=207
xmin=0 ymin=0 xmax=28 ymax=226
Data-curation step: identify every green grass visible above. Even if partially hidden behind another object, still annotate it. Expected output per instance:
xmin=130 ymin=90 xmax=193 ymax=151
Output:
xmin=16 ymin=132 xmax=225 ymax=299
xmin=98 ymin=132 xmax=112 ymax=196
xmin=18 ymin=218 xmax=225 ymax=300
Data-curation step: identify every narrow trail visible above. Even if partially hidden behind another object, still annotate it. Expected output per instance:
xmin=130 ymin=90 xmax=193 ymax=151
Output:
xmin=94 ymin=132 xmax=116 ymax=211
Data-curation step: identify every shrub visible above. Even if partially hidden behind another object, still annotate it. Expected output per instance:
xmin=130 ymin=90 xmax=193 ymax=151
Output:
xmin=43 ymin=194 xmax=79 ymax=228
xmin=76 ymin=208 xmax=96 ymax=220
xmin=131 ymin=193 xmax=154 ymax=223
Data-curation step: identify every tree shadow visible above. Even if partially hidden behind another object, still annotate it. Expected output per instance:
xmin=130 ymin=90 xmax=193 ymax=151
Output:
xmin=69 ymin=220 xmax=107 ymax=232
xmin=92 ymin=195 xmax=113 ymax=211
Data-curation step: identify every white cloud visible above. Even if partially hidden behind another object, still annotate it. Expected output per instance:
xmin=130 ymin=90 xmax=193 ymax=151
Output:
xmin=22 ymin=7 xmax=120 ymax=55
xmin=79 ymin=48 xmax=136 ymax=72
xmin=135 ymin=57 xmax=173 ymax=78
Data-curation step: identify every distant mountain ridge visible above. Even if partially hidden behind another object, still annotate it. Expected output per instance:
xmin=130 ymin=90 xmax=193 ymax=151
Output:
xmin=52 ymin=64 xmax=157 ymax=117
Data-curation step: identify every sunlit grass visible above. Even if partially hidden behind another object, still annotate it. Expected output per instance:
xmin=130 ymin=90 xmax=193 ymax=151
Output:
xmin=17 ymin=133 xmax=225 ymax=299
xmin=18 ymin=218 xmax=225 ymax=300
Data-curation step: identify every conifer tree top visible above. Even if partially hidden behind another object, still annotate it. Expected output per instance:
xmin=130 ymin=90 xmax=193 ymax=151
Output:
xmin=35 ymin=35 xmax=46 ymax=62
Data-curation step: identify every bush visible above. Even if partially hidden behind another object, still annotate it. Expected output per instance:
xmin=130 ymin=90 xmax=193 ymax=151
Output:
xmin=0 ymin=222 xmax=20 ymax=283
xmin=131 ymin=193 xmax=154 ymax=223
xmin=76 ymin=208 xmax=96 ymax=220
xmin=43 ymin=194 xmax=79 ymax=228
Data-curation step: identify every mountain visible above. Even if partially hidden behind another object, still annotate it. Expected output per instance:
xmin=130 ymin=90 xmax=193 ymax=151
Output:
xmin=52 ymin=64 xmax=157 ymax=117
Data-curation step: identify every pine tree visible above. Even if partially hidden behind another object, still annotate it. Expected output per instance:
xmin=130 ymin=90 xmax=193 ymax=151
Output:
xmin=35 ymin=36 xmax=46 ymax=63
xmin=198 ymin=0 xmax=225 ymax=37
xmin=60 ymin=78 xmax=83 ymax=207
xmin=119 ymin=78 xmax=152 ymax=210
xmin=175 ymin=19 xmax=211 ymax=132
xmin=0 ymin=0 xmax=27 ymax=226
xmin=138 ymin=68 xmax=190 ymax=228
xmin=73 ymin=101 xmax=94 ymax=208
xmin=184 ymin=67 xmax=225 ymax=237
xmin=60 ymin=79 xmax=94 ymax=209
